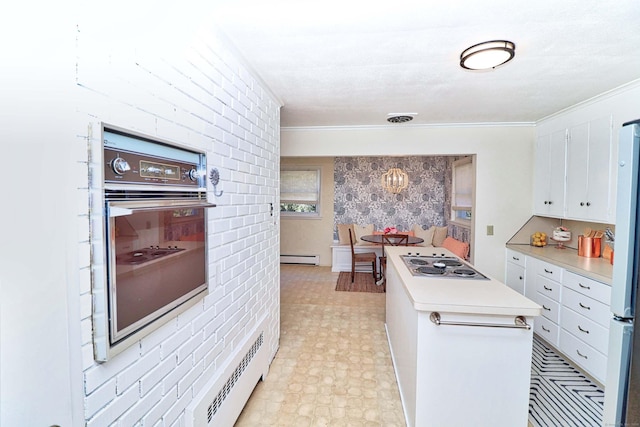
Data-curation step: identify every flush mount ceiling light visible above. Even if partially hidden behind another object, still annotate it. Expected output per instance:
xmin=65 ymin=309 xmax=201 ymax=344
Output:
xmin=387 ymin=113 xmax=416 ymax=123
xmin=460 ymin=40 xmax=516 ymax=70
xmin=381 ymin=167 xmax=409 ymax=194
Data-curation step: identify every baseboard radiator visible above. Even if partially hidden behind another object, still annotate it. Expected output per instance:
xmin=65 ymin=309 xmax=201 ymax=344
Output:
xmin=280 ymin=254 xmax=320 ymax=265
xmin=186 ymin=317 xmax=269 ymax=427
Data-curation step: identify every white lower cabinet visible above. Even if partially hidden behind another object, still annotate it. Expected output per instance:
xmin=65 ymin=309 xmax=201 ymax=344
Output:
xmin=534 ymin=315 xmax=560 ymax=345
xmin=505 ymin=248 xmax=611 ymax=383
xmin=560 ymin=271 xmax=610 ymax=383
xmin=560 ymin=329 xmax=608 ymax=381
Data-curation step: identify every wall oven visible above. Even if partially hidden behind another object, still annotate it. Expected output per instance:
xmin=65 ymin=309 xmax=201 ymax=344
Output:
xmin=93 ymin=127 xmax=215 ymax=361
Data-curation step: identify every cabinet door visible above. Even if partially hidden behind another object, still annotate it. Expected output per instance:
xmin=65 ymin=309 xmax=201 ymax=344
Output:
xmin=506 ymin=262 xmax=525 ymax=294
xmin=547 ymin=129 xmax=567 ymax=217
xmin=534 ymin=134 xmax=552 ymax=215
xmin=534 ymin=131 xmax=566 ymax=217
xmin=566 ymin=117 xmax=613 ymax=222
xmin=586 ymin=116 xmax=613 ymax=221
xmin=566 ymin=122 xmax=589 ymax=218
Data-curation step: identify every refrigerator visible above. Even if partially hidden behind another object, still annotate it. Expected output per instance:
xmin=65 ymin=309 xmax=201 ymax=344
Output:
xmin=603 ymin=119 xmax=640 ymax=426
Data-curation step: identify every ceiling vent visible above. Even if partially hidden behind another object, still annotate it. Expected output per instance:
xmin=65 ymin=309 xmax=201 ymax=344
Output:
xmin=387 ymin=114 xmax=415 ymax=123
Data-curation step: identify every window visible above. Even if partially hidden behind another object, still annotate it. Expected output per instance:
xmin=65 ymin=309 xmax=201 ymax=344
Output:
xmin=451 ymin=157 xmax=473 ymax=224
xmin=280 ymin=168 xmax=321 ymax=217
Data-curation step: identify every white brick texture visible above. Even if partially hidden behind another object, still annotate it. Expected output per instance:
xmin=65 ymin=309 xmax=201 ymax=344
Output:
xmin=77 ymin=13 xmax=280 ymax=426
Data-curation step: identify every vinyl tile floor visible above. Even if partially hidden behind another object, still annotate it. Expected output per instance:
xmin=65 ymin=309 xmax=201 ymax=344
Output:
xmin=235 ymin=265 xmax=539 ymax=426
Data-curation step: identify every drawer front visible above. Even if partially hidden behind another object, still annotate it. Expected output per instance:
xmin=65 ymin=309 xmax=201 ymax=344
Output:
xmin=560 ymin=330 xmax=607 ymax=383
xmin=505 ymin=262 xmax=525 ymax=294
xmin=506 ymin=249 xmax=526 ymax=268
xmin=534 ymin=317 xmax=559 ymax=347
xmin=561 ymin=307 xmax=609 ymax=354
xmin=563 ymin=287 xmax=610 ymax=328
xmin=535 ymin=293 xmax=560 ymax=324
xmin=536 ymin=260 xmax=563 ymax=282
xmin=563 ymin=270 xmax=611 ymax=305
xmin=536 ymin=275 xmax=561 ymax=302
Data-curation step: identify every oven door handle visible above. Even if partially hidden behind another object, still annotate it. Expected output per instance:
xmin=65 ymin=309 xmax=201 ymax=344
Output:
xmin=109 ymin=202 xmax=216 ymax=217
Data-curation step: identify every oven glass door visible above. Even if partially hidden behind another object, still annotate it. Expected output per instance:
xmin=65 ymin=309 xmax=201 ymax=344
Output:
xmin=107 ymin=200 xmax=210 ymax=344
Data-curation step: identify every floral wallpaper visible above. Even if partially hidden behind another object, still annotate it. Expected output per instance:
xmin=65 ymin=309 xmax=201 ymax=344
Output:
xmin=334 ymin=156 xmax=451 ymax=233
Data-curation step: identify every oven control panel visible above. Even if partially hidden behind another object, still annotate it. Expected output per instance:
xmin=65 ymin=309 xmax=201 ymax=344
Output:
xmin=104 ymin=147 xmax=202 ymax=188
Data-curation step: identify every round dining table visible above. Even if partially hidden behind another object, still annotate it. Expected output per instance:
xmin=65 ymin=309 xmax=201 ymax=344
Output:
xmin=360 ymin=234 xmax=425 ymax=287
xmin=360 ymin=234 xmax=424 ymax=246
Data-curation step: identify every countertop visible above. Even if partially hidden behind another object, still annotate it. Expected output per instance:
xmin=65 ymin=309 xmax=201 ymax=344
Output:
xmin=505 ymin=243 xmax=613 ymax=285
xmin=386 ymin=246 xmax=541 ymax=317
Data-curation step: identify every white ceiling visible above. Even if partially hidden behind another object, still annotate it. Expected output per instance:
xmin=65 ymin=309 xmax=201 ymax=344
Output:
xmin=209 ymin=0 xmax=640 ymax=128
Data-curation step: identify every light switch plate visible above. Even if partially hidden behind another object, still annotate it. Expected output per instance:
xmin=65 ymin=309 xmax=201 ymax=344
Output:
xmin=487 ymin=225 xmax=494 ymax=236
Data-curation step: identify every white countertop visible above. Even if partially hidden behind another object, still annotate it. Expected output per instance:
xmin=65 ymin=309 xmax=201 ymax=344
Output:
xmin=506 ymin=243 xmax=613 ymax=285
xmin=386 ymin=246 xmax=541 ymax=317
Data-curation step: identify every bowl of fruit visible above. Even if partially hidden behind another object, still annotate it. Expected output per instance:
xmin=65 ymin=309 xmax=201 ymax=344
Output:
xmin=530 ymin=231 xmax=548 ymax=247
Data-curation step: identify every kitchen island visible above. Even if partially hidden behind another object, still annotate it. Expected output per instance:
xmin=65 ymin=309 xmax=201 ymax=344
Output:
xmin=384 ymin=246 xmax=541 ymax=427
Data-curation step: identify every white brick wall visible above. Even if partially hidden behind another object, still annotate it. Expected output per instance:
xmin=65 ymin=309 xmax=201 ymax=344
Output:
xmin=76 ymin=10 xmax=280 ymax=426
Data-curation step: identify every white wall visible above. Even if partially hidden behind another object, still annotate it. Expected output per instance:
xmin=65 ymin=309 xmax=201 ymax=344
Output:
xmin=281 ymin=125 xmax=536 ymax=280
xmin=1 ymin=3 xmax=281 ymax=426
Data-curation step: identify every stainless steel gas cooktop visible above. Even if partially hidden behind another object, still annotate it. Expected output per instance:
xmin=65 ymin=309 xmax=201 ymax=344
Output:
xmin=401 ymin=254 xmax=489 ymax=280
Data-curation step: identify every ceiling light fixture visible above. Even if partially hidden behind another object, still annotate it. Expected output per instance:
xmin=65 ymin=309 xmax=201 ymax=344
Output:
xmin=381 ymin=167 xmax=409 ymax=194
xmin=460 ymin=40 xmax=515 ymax=70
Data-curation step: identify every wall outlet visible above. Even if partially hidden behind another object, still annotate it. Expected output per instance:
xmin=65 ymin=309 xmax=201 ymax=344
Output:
xmin=487 ymin=225 xmax=494 ymax=236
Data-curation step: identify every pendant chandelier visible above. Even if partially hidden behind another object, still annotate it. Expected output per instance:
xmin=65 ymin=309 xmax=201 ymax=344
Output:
xmin=381 ymin=167 xmax=409 ymax=194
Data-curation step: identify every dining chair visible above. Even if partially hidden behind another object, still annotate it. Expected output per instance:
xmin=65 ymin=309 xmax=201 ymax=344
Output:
xmin=349 ymin=229 xmax=377 ymax=283
xmin=379 ymin=234 xmax=409 ymax=289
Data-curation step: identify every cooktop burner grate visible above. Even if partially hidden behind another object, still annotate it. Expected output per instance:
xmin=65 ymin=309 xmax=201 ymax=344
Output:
xmin=416 ymin=266 xmax=445 ymax=275
xmin=453 ymin=268 xmax=476 ymax=276
xmin=410 ymin=259 xmax=429 ymax=265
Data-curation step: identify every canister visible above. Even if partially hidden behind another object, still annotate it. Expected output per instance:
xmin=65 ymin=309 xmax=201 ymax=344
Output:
xmin=578 ymin=235 xmax=602 ymax=258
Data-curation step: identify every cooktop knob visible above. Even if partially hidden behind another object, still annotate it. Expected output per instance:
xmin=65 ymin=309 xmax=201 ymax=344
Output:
xmin=188 ymin=168 xmax=199 ymax=181
xmin=111 ymin=157 xmax=131 ymax=175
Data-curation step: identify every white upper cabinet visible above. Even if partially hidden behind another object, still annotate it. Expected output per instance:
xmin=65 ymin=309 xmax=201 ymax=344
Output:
xmin=565 ymin=116 xmax=613 ymax=222
xmin=534 ymin=129 xmax=566 ymax=217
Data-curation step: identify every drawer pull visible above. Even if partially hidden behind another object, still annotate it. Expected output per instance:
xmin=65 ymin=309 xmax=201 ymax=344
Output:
xmin=578 ymin=283 xmax=591 ymax=290
xmin=512 ymin=256 xmax=520 ymax=261
xmin=578 ymin=325 xmax=590 ymax=334
xmin=519 ymin=276 xmax=523 ymax=280
xmin=576 ymin=349 xmax=588 ymax=359
xmin=579 ymin=302 xmax=591 ymax=310
xmin=543 ymin=285 xmax=552 ymax=291
xmin=542 ymin=325 xmax=550 ymax=333
xmin=544 ymin=269 xmax=553 ymax=274
xmin=543 ymin=305 xmax=551 ymax=311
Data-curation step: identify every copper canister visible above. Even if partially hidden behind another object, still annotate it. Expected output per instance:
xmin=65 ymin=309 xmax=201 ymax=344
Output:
xmin=578 ymin=236 xmax=602 ymax=258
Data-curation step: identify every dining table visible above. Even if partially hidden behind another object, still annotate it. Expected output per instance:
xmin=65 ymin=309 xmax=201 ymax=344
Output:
xmin=360 ymin=234 xmax=424 ymax=246
xmin=360 ymin=234 xmax=425 ymax=285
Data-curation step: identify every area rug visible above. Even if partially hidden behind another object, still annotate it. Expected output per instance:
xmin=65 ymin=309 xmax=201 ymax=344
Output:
xmin=529 ymin=336 xmax=604 ymax=427
xmin=335 ymin=271 xmax=384 ymax=293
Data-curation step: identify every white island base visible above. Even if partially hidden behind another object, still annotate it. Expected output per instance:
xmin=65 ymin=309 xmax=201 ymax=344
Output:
xmin=384 ymin=247 xmax=539 ymax=427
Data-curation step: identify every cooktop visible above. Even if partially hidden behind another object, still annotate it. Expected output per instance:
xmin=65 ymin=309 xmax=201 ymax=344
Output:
xmin=401 ymin=254 xmax=489 ymax=280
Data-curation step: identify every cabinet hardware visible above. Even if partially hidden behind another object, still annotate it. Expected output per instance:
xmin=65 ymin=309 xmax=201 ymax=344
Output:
xmin=576 ymin=349 xmax=588 ymax=359
xmin=429 ymin=312 xmax=531 ymax=330
xmin=544 ymin=269 xmax=553 ymax=274
xmin=542 ymin=325 xmax=550 ymax=332
xmin=578 ymin=283 xmax=591 ymax=290
xmin=543 ymin=285 xmax=552 ymax=291
xmin=579 ymin=302 xmax=591 ymax=310
xmin=580 ymin=202 xmax=585 ymax=206
xmin=512 ymin=256 xmax=520 ymax=261
xmin=587 ymin=202 xmax=591 ymax=206
xmin=519 ymin=276 xmax=523 ymax=280
xmin=543 ymin=305 xmax=551 ymax=311
xmin=578 ymin=325 xmax=590 ymax=334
